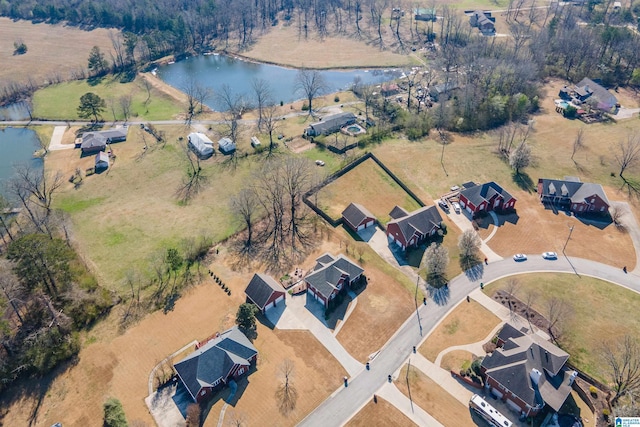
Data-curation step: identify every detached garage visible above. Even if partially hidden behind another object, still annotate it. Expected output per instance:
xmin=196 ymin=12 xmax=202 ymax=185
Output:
xmin=341 ymin=203 xmax=376 ymax=232
xmin=244 ymin=273 xmax=286 ymax=314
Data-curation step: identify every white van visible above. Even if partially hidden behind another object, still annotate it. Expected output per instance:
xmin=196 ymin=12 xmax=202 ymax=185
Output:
xmin=452 ymin=202 xmax=461 ymax=213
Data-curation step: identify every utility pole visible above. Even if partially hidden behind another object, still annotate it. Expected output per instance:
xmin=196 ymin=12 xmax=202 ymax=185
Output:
xmin=562 ymin=224 xmax=574 ymax=255
xmin=407 ymin=358 xmax=413 ymax=411
xmin=415 ymin=274 xmax=423 ymax=335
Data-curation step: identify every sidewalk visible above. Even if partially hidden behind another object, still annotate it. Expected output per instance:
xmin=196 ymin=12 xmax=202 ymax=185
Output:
xmin=446 ymin=209 xmax=503 ymax=262
xmin=375 ymin=382 xmax=444 ymax=427
xmin=408 ymin=353 xmax=474 ymax=406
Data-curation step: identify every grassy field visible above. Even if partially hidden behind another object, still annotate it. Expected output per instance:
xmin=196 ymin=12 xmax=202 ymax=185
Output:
xmin=0 ymin=267 xmax=346 ymax=427
xmin=32 ymin=76 xmax=184 ymax=121
xmin=346 ymin=397 xmax=416 ymax=427
xmin=0 ymin=18 xmax=114 ymax=88
xmin=316 ymin=158 xmax=423 ymax=223
xmin=420 ymin=300 xmax=501 ymax=362
xmin=484 ymin=273 xmax=640 ymax=382
xmin=440 ymin=349 xmax=476 ymax=371
xmin=395 ymin=364 xmax=475 ymax=427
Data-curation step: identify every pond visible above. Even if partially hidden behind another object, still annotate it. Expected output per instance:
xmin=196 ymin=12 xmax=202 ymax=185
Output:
xmin=0 ymin=101 xmax=31 ymax=121
xmin=156 ymin=54 xmax=400 ymax=111
xmin=0 ymin=127 xmax=43 ymax=200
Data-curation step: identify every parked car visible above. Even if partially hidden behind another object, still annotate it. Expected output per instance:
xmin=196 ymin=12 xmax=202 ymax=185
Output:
xmin=513 ymin=254 xmax=527 ymax=262
xmin=438 ymin=199 xmax=449 ymax=211
xmin=452 ymin=202 xmax=461 ymax=213
xmin=542 ymin=252 xmax=558 ymax=260
xmin=315 ymin=160 xmax=325 ymax=166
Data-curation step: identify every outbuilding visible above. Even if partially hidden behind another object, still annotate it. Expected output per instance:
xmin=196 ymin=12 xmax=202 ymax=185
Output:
xmin=244 ymin=273 xmax=286 ymax=314
xmin=218 ymin=137 xmax=236 ymax=154
xmin=341 ymin=203 xmax=376 ymax=232
xmin=95 ymin=151 xmax=109 ymax=170
xmin=187 ymin=132 xmax=214 ymax=159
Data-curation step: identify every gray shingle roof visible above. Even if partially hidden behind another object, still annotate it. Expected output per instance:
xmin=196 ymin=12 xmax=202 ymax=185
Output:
xmin=81 ymin=128 xmax=128 ymax=151
xmin=244 ymin=273 xmax=284 ymax=310
xmin=341 ymin=203 xmax=375 ymax=229
xmin=482 ymin=327 xmax=571 ymax=412
xmin=538 ymin=178 xmax=610 ymax=206
xmin=307 ymin=112 xmax=357 ymax=135
xmin=389 ymin=205 xmax=409 ymax=220
xmin=575 ymin=78 xmax=618 ymax=110
xmin=387 ymin=205 xmax=443 ymax=243
xmin=174 ymin=326 xmax=257 ymax=400
xmin=305 ymin=254 xmax=364 ymax=299
xmin=459 ymin=181 xmax=514 ymax=209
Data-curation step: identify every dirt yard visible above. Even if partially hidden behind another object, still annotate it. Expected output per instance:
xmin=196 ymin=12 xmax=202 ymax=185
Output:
xmin=316 ymin=157 xmax=423 ymax=223
xmin=420 ymin=300 xmax=501 ymax=362
xmin=0 ymin=264 xmax=345 ymax=427
xmin=395 ymin=364 xmax=475 ymax=427
xmin=346 ymin=397 xmax=416 ymax=427
xmin=0 ymin=18 xmax=115 ymax=88
xmin=486 ymin=191 xmax=636 ymax=270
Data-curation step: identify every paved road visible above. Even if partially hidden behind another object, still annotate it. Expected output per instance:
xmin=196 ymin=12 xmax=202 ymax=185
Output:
xmin=298 ymin=255 xmax=639 ymax=427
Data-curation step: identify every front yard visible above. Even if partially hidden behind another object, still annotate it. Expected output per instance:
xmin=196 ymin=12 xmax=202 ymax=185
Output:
xmin=345 ymin=397 xmax=416 ymax=427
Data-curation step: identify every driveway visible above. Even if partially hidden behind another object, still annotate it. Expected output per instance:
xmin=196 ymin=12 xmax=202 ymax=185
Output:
xmin=266 ymin=294 xmax=363 ymax=377
xmin=610 ymin=201 xmax=640 ymax=273
xmin=48 ymin=126 xmax=74 ymax=151
xmin=445 ymin=209 xmax=502 ymax=262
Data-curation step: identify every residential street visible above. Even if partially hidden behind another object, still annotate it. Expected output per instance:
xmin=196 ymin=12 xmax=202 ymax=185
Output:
xmin=298 ymin=255 xmax=639 ymax=427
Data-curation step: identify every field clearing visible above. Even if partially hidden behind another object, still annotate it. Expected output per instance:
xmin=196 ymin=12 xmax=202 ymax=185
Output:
xmin=440 ymin=349 xmax=476 ymax=371
xmin=32 ymin=76 xmax=183 ymax=121
xmin=346 ymin=397 xmax=416 ymax=427
xmin=395 ymin=364 xmax=475 ymax=427
xmin=316 ymin=158 xmax=423 ymax=223
xmin=0 ymin=18 xmax=114 ymax=88
xmin=239 ymin=23 xmax=413 ymax=69
xmin=420 ymin=300 xmax=501 ymax=362
xmin=484 ymin=273 xmax=640 ymax=382
xmin=335 ymin=239 xmax=416 ymax=361
xmin=0 ymin=264 xmax=345 ymax=427
xmin=487 ymin=192 xmax=636 ymax=269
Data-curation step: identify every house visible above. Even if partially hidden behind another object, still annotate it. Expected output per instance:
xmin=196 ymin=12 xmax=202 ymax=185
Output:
xmin=429 ymin=81 xmax=459 ymax=102
xmin=304 ymin=112 xmax=357 ymax=137
xmin=537 ymin=177 xmax=610 ymax=215
xmin=386 ymin=205 xmax=443 ymax=250
xmin=218 ymin=137 xmax=236 ymax=154
xmin=573 ymin=78 xmax=618 ymax=112
xmin=305 ymin=253 xmax=364 ymax=308
xmin=481 ymin=323 xmax=575 ymax=417
xmin=414 ymin=7 xmax=437 ymax=21
xmin=341 ymin=203 xmax=376 ymax=232
xmin=94 ymin=151 xmax=109 ymax=170
xmin=188 ymin=132 xmax=214 ymax=159
xmin=173 ymin=326 xmax=258 ymax=403
xmin=244 ymin=273 xmax=286 ymax=314
xmin=458 ymin=182 xmax=517 ymax=216
xmin=469 ymin=11 xmax=496 ymax=34
xmin=380 ymin=83 xmax=400 ymax=97
xmin=79 ymin=127 xmax=128 ymax=154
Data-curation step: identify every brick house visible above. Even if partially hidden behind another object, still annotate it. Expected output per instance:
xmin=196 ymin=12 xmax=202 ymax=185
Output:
xmin=305 ymin=253 xmax=364 ymax=308
xmin=386 ymin=205 xmax=443 ymax=250
xmin=537 ymin=177 xmax=610 ymax=215
xmin=244 ymin=273 xmax=286 ymax=314
xmin=458 ymin=181 xmax=516 ymax=217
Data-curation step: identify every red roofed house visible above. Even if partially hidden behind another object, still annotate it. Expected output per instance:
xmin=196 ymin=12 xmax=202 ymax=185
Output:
xmin=386 ymin=205 xmax=443 ymax=250
xmin=458 ymin=181 xmax=516 ymax=217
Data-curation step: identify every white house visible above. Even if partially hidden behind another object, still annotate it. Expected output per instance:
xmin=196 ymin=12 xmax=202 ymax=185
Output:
xmin=218 ymin=137 xmax=236 ymax=154
xmin=188 ymin=132 xmax=214 ymax=158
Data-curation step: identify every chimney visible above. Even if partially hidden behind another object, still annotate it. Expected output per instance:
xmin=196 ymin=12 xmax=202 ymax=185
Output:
xmin=530 ymin=368 xmax=542 ymax=385
xmin=545 ymin=351 xmax=549 ymax=363
xmin=569 ymin=371 xmax=578 ymax=386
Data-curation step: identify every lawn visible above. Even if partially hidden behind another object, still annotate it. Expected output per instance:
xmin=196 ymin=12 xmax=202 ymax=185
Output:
xmin=0 ymin=18 xmax=114 ymax=88
xmin=0 ymin=268 xmax=346 ymax=427
xmin=420 ymin=300 xmax=501 ymax=362
xmin=440 ymin=350 xmax=476 ymax=372
xmin=316 ymin=158 xmax=423 ymax=223
xmin=484 ymin=273 xmax=640 ymax=382
xmin=32 ymin=76 xmax=184 ymax=121
xmin=395 ymin=364 xmax=475 ymax=427
xmin=346 ymin=397 xmax=416 ymax=427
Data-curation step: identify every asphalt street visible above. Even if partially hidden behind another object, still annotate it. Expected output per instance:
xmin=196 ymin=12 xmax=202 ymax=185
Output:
xmin=298 ymin=255 xmax=639 ymax=427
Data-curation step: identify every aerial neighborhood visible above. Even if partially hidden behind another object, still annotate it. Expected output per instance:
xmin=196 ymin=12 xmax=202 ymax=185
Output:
xmin=1 ymin=1 xmax=640 ymax=427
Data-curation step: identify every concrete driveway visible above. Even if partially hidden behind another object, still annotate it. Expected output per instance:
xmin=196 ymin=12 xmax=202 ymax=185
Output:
xmin=610 ymin=201 xmax=640 ymax=273
xmin=445 ymin=209 xmax=502 ymax=262
xmin=266 ymin=294 xmax=363 ymax=377
xmin=48 ymin=126 xmax=74 ymax=151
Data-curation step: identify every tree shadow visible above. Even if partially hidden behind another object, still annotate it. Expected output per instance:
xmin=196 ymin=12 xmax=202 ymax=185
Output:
xmin=511 ymin=171 xmax=534 ymax=192
xmin=427 ymin=284 xmax=450 ymax=306
xmin=87 ymin=75 xmax=105 ymax=86
xmin=462 ymin=261 xmax=484 ymax=281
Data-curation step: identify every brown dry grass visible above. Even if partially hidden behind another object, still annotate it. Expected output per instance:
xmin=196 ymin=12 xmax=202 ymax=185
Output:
xmin=395 ymin=364 xmax=475 ymax=427
xmin=316 ymin=158 xmax=423 ymax=223
xmin=238 ymin=23 xmax=413 ymax=69
xmin=0 ymin=18 xmax=115 ymax=88
xmin=346 ymin=397 xmax=417 ymax=427
xmin=486 ymin=191 xmax=636 ymax=269
xmin=0 ymin=259 xmax=345 ymax=427
xmin=440 ymin=350 xmax=476 ymax=371
xmin=420 ymin=300 xmax=501 ymax=362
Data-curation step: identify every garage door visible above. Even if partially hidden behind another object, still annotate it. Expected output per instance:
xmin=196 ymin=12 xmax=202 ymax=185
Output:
xmin=275 ymin=295 xmax=285 ymax=305
xmin=357 ymin=224 xmax=365 ymax=231
xmin=264 ymin=301 xmax=275 ymax=311
xmin=365 ymin=220 xmax=374 ymax=227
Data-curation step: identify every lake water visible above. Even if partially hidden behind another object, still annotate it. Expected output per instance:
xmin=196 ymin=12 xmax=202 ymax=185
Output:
xmin=0 ymin=127 xmax=43 ymax=199
xmin=0 ymin=101 xmax=31 ymax=121
xmin=156 ymin=54 xmax=399 ymax=111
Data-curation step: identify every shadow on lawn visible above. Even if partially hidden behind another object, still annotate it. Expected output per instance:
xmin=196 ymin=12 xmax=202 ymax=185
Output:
xmin=200 ymin=368 xmax=253 ymax=422
xmin=512 ymin=171 xmax=534 ymax=192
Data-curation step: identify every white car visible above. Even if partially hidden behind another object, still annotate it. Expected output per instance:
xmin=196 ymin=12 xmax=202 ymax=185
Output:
xmin=315 ymin=160 xmax=325 ymax=166
xmin=513 ymin=254 xmax=528 ymax=262
xmin=452 ymin=202 xmax=461 ymax=213
xmin=542 ymin=252 xmax=558 ymax=260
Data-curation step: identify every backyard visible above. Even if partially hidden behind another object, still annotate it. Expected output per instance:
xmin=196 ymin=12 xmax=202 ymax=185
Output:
xmin=484 ymin=273 xmax=640 ymax=382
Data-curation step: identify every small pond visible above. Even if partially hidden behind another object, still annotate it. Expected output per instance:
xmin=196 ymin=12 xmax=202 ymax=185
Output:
xmin=0 ymin=127 xmax=43 ymax=199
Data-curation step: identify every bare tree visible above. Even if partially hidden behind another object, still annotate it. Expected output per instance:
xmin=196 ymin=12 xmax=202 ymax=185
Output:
xmin=458 ymin=229 xmax=482 ymax=268
xmin=185 ymin=403 xmax=201 ymax=427
xmin=275 ymin=359 xmax=298 ymax=415
xmin=546 ymin=297 xmax=571 ymax=344
xmin=175 ymin=141 xmax=207 ymax=203
xmin=119 ymin=94 xmax=133 ymax=123
xmin=262 ymin=103 xmax=281 ymax=156
xmin=226 ymin=409 xmax=248 ymax=427
xmin=423 ymin=242 xmax=449 ymax=287
xmin=217 ymin=84 xmax=245 ymax=158
xmin=230 ymin=189 xmax=260 ymax=253
xmin=571 ymin=128 xmax=585 ymax=162
xmin=509 ymin=140 xmax=531 ymax=175
xmin=504 ymin=278 xmax=519 ymax=318
xmin=615 ymin=135 xmax=640 ymax=179
xmin=523 ymin=289 xmax=538 ymax=331
xmin=281 ymin=157 xmax=314 ymax=252
xmin=602 ymin=335 xmax=640 ymax=406
xmin=0 ymin=261 xmax=24 ymax=325
xmin=294 ymin=69 xmax=328 ymax=115
xmin=0 ymin=194 xmax=15 ymax=243
xmin=182 ymin=78 xmax=200 ymax=125
xmin=251 ymin=78 xmax=273 ymax=131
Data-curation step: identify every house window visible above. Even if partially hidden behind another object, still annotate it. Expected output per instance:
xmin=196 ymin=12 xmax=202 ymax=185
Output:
xmin=201 ymin=390 xmax=206 ymax=396
xmin=601 ymin=206 xmax=605 ymax=211
xmin=591 ymin=198 xmax=595 ymax=203
xmin=237 ymin=368 xmax=244 ymax=375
